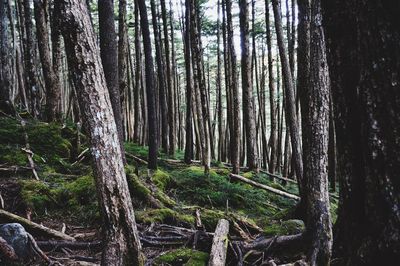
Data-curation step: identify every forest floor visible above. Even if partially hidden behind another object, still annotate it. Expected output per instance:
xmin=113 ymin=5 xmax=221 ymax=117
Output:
xmin=0 ymin=116 xmax=338 ymax=265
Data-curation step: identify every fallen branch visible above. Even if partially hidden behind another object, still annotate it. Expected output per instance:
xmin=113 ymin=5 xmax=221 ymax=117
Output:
xmin=20 ymin=120 xmax=39 ymax=180
xmin=37 ymin=240 xmax=102 ymax=251
xmin=126 ymin=152 xmax=148 ymax=165
xmin=229 ymin=174 xmax=300 ymax=201
xmin=0 ymin=210 xmax=76 ymax=241
xmin=208 ymin=219 xmax=230 ymax=266
xmin=259 ymin=170 xmax=297 ymax=184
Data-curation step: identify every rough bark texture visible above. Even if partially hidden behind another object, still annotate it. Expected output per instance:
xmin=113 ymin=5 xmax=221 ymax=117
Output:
xmin=118 ymin=0 xmax=128 ymax=123
xmin=322 ymin=1 xmax=400 ymax=264
xmin=56 ymin=1 xmax=144 ymax=264
xmin=0 ymin=0 xmax=12 ymax=113
xmin=239 ymin=0 xmax=257 ymax=171
xmin=24 ymin=0 xmax=40 ymax=117
xmin=304 ymin=0 xmax=333 ymax=264
xmin=226 ymin=0 xmax=240 ymax=174
xmin=98 ymin=0 xmax=126 ymax=163
xmin=33 ymin=0 xmax=59 ymax=122
xmin=208 ymin=219 xmax=229 ymax=266
xmin=137 ymin=0 xmax=158 ymax=170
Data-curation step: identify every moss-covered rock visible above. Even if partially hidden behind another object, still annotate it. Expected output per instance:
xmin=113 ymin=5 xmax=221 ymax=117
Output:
xmin=154 ymin=248 xmax=209 ymax=266
xmin=19 ymin=180 xmax=54 ymax=212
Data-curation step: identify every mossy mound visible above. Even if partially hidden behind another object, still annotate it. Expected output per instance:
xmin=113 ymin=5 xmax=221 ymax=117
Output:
xmin=136 ymin=208 xmax=194 ymax=226
xmin=154 ymin=248 xmax=209 ymax=266
xmin=170 ymin=166 xmax=295 ymax=217
xmin=0 ymin=118 xmax=72 ymax=166
xmin=152 ymin=169 xmax=172 ymax=191
xmin=264 ymin=219 xmax=305 ymax=237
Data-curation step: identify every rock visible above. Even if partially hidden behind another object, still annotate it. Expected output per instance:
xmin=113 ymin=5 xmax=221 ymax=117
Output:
xmin=0 ymin=223 xmax=31 ymax=260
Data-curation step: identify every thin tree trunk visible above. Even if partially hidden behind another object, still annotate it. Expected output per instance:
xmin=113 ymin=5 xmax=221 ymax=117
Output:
xmin=0 ymin=0 xmax=12 ymax=113
xmin=34 ymin=0 xmax=59 ymax=121
xmin=137 ymin=0 xmax=158 ymax=170
xmin=118 ymin=0 xmax=128 ymax=137
xmin=226 ymin=0 xmax=240 ymax=174
xmin=271 ymin=0 xmax=304 ymax=194
xmin=133 ymin=3 xmax=142 ymax=143
xmin=56 ymin=0 xmax=144 ymax=264
xmin=239 ymin=0 xmax=258 ymax=171
xmin=98 ymin=0 xmax=126 ymax=163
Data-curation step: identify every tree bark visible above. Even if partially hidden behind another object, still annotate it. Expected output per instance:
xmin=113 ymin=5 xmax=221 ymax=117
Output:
xmin=56 ymin=1 xmax=144 ymax=264
xmin=303 ymin=0 xmax=333 ymax=264
xmin=23 ymin=0 xmax=40 ymax=117
xmin=183 ymin=0 xmax=193 ymax=164
xmin=271 ymin=0 xmax=304 ymax=198
xmin=137 ymin=0 xmax=158 ymax=170
xmin=0 ymin=0 xmax=12 ymax=113
xmin=118 ymin=0 xmax=128 ymax=131
xmin=98 ymin=0 xmax=126 ymax=164
xmin=226 ymin=0 xmax=240 ymax=174
xmin=239 ymin=0 xmax=257 ymax=171
xmin=322 ymin=0 xmax=400 ymax=264
xmin=34 ymin=0 xmax=60 ymax=122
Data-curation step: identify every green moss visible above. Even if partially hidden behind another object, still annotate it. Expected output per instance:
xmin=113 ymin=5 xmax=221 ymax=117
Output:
xmin=200 ymin=209 xmax=225 ymax=231
xmin=155 ymin=190 xmax=176 ymax=207
xmin=63 ymin=175 xmax=96 ymax=205
xmin=154 ymin=248 xmax=209 ymax=266
xmin=136 ymin=208 xmax=194 ymax=226
xmin=269 ymin=182 xmax=286 ymax=191
xmin=242 ymin=171 xmax=254 ymax=179
xmin=152 ymin=169 xmax=172 ymax=191
xmin=19 ymin=180 xmax=54 ymax=212
xmin=0 ymin=144 xmax=28 ymax=165
xmin=264 ymin=219 xmax=305 ymax=237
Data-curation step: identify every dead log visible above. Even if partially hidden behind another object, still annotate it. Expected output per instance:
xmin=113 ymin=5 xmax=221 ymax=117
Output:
xmin=229 ymin=174 xmax=300 ymax=201
xmin=0 ymin=210 xmax=76 ymax=241
xmin=208 ymin=219 xmax=230 ymax=266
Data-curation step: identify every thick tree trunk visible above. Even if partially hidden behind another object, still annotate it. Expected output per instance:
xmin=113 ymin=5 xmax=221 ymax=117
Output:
xmin=239 ymin=0 xmax=257 ymax=171
xmin=323 ymin=1 xmax=400 ymax=264
xmin=0 ymin=0 xmax=12 ymax=113
xmin=51 ymin=1 xmax=63 ymax=120
xmin=137 ymin=0 xmax=158 ymax=170
xmin=34 ymin=0 xmax=60 ymax=122
xmin=98 ymin=0 xmax=126 ymax=163
xmin=226 ymin=0 xmax=240 ymax=174
xmin=303 ymin=0 xmax=333 ymax=264
xmin=56 ymin=0 xmax=144 ymax=264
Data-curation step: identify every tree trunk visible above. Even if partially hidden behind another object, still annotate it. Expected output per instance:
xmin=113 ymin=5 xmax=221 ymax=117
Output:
xmin=160 ymin=0 xmax=175 ymax=157
xmin=0 ymin=0 xmax=12 ymax=113
xmin=34 ymin=0 xmax=59 ymax=122
xmin=98 ymin=0 xmax=126 ymax=163
xmin=239 ymin=0 xmax=257 ymax=171
xmin=118 ymin=0 xmax=128 ymax=134
xmin=56 ymin=0 xmax=144 ymax=264
xmin=322 ymin=0 xmax=400 ymax=264
xmin=137 ymin=0 xmax=158 ymax=170
xmin=133 ymin=2 xmax=142 ymax=143
xmin=226 ymin=0 xmax=240 ymax=174
xmin=24 ymin=0 xmax=40 ymax=117
xmin=183 ymin=0 xmax=193 ymax=164
xmin=271 ymin=0 xmax=304 ymax=197
xmin=303 ymin=0 xmax=333 ymax=264
xmin=149 ymin=0 xmax=168 ymax=155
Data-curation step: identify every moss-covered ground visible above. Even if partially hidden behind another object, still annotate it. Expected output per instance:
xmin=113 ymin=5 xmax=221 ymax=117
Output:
xmin=0 ymin=117 xmax=339 ymax=264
